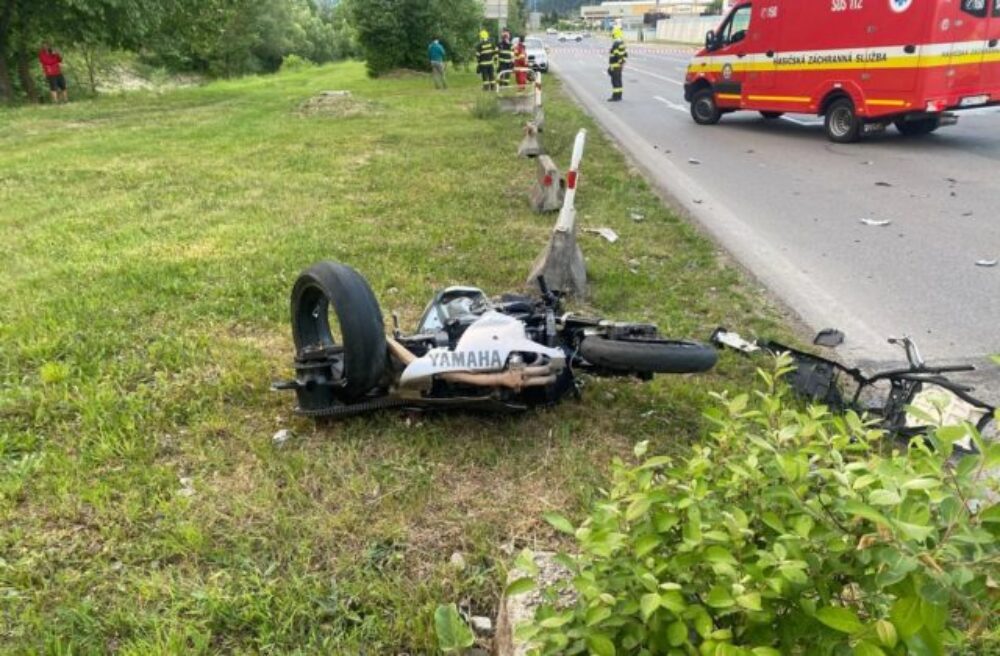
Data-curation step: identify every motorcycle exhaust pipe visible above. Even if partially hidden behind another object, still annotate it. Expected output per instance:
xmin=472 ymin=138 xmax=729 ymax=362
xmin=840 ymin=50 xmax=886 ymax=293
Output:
xmin=387 ymin=337 xmax=555 ymax=391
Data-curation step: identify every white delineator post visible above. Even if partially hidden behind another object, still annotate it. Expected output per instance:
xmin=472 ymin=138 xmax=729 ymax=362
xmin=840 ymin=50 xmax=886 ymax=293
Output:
xmin=527 ymin=129 xmax=587 ymax=297
xmin=533 ymin=71 xmax=545 ymax=131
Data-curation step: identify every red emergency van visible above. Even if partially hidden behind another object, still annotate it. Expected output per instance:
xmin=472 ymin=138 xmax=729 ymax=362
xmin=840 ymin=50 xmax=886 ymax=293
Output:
xmin=683 ymin=0 xmax=1000 ymax=141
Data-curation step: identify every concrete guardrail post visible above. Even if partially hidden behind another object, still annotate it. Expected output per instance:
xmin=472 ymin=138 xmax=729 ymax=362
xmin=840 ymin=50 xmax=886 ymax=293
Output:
xmin=517 ymin=121 xmax=543 ymax=158
xmin=529 ymin=154 xmax=563 ymax=213
xmin=527 ymin=129 xmax=587 ymax=297
xmin=497 ymin=68 xmax=538 ymax=114
xmin=533 ymin=72 xmax=545 ymax=131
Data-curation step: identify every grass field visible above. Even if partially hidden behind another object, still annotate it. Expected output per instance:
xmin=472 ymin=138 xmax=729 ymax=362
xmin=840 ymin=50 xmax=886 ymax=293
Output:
xmin=0 ymin=62 xmax=788 ymax=652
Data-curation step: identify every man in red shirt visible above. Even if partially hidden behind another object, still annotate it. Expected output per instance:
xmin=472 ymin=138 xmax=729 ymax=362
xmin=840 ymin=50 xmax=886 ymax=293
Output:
xmin=38 ymin=44 xmax=68 ymax=103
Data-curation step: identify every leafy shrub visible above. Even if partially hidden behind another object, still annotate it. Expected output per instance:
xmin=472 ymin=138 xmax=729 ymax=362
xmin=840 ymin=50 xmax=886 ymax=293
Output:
xmin=435 ymin=603 xmax=475 ymax=652
xmin=280 ymin=54 xmax=315 ymax=72
xmin=522 ymin=356 xmax=1000 ymax=655
xmin=343 ymin=0 xmax=482 ymax=77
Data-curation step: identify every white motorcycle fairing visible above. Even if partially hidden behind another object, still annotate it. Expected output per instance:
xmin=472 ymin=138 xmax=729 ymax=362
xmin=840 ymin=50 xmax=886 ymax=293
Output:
xmin=399 ymin=310 xmax=565 ymax=388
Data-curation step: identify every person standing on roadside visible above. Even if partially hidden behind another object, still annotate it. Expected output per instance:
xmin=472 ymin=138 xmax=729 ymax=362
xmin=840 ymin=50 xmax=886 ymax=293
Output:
xmin=606 ymin=27 xmax=627 ymax=102
xmin=497 ymin=29 xmax=513 ymax=87
xmin=38 ymin=44 xmax=68 ymax=103
xmin=475 ymin=30 xmax=496 ymax=91
xmin=428 ymin=37 xmax=447 ymax=89
xmin=513 ymin=36 xmax=528 ymax=91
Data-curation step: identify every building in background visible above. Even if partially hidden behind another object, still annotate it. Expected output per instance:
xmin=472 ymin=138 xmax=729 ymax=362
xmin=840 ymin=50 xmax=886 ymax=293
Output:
xmin=580 ymin=0 xmax=713 ymax=27
xmin=528 ymin=11 xmax=543 ymax=29
xmin=481 ymin=0 xmax=510 ymax=21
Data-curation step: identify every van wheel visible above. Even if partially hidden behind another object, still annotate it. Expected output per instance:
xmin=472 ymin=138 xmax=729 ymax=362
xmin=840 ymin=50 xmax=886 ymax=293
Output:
xmin=824 ymin=99 xmax=861 ymax=143
xmin=691 ymin=89 xmax=721 ymax=125
xmin=760 ymin=111 xmax=783 ymax=119
xmin=895 ymin=117 xmax=940 ymax=136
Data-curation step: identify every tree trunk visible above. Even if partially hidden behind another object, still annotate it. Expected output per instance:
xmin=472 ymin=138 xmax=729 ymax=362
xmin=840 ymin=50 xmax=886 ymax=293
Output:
xmin=0 ymin=0 xmax=15 ymax=102
xmin=15 ymin=45 xmax=36 ymax=102
xmin=79 ymin=43 xmax=98 ymax=93
xmin=0 ymin=55 xmax=13 ymax=101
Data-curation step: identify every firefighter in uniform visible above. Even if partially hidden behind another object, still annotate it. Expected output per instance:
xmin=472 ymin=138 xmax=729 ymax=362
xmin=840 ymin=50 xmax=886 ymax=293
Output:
xmin=497 ymin=29 xmax=514 ymax=87
xmin=476 ymin=30 xmax=497 ymax=91
xmin=607 ymin=27 xmax=627 ymax=101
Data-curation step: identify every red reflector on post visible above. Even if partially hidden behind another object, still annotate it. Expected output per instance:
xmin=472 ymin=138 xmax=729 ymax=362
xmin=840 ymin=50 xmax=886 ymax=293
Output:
xmin=566 ymin=171 xmax=577 ymax=189
xmin=542 ymin=174 xmax=553 ymax=187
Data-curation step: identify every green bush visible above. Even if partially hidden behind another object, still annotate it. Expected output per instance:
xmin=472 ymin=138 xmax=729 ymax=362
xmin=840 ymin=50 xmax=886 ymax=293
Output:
xmin=522 ymin=356 xmax=1000 ymax=655
xmin=280 ymin=54 xmax=315 ymax=72
xmin=343 ymin=0 xmax=482 ymax=77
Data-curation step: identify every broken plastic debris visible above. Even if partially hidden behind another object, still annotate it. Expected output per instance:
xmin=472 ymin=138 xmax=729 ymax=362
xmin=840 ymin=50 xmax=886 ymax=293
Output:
xmin=874 ymin=181 xmax=892 ymax=187
xmin=630 ymin=211 xmax=645 ymax=222
xmin=974 ymin=259 xmax=997 ymax=267
xmin=688 ymin=157 xmax=701 ymax=165
xmin=584 ymin=227 xmax=619 ymax=243
xmin=177 ymin=476 xmax=196 ymax=498
xmin=859 ymin=218 xmax=891 ymax=227
xmin=813 ymin=328 xmax=845 ymax=347
xmin=272 ymin=428 xmax=293 ymax=446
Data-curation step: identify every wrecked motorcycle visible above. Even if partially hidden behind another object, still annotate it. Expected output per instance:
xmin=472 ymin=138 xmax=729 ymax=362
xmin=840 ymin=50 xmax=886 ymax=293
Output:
xmin=274 ymin=261 xmax=717 ymax=418
xmin=712 ymin=328 xmax=997 ymax=449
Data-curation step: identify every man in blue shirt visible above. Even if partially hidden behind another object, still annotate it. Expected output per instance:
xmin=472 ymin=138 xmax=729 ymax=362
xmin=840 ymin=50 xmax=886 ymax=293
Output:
xmin=428 ymin=37 xmax=447 ymax=89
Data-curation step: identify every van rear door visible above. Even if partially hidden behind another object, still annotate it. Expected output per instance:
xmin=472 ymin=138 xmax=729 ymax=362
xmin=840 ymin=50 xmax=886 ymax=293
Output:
xmin=984 ymin=0 xmax=1000 ymax=91
xmin=862 ymin=0 xmax=932 ymax=101
xmin=947 ymin=0 xmax=989 ymax=95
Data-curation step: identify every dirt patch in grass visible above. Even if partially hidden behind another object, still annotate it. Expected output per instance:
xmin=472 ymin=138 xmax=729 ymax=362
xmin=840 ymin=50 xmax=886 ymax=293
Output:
xmin=297 ymin=90 xmax=378 ymax=118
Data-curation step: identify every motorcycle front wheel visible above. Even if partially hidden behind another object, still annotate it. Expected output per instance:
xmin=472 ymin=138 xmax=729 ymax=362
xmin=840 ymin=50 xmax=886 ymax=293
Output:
xmin=579 ymin=337 xmax=717 ymax=374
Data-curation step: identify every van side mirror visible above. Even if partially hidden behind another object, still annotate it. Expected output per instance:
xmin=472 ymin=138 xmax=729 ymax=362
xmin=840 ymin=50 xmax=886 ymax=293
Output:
xmin=705 ymin=30 xmax=717 ymax=50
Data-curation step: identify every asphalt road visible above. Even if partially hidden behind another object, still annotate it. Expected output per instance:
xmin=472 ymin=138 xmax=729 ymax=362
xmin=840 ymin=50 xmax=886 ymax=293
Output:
xmin=547 ymin=36 xmax=1000 ymax=400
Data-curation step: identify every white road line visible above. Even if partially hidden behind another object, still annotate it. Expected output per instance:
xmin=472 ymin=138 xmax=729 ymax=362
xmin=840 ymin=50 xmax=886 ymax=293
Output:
xmin=627 ymin=64 xmax=684 ymax=86
xmin=653 ymin=95 xmax=688 ymax=113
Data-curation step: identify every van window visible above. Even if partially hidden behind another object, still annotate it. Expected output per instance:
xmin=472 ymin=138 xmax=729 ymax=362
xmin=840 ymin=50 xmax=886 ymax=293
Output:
xmin=721 ymin=5 xmax=752 ymax=45
xmin=960 ymin=0 xmax=987 ymax=17
xmin=994 ymin=0 xmax=999 ymax=16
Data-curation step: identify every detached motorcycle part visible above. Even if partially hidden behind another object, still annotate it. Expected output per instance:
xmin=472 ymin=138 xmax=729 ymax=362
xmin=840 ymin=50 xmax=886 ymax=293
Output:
xmin=290 ymin=261 xmax=387 ymax=402
xmin=579 ymin=337 xmax=717 ymax=374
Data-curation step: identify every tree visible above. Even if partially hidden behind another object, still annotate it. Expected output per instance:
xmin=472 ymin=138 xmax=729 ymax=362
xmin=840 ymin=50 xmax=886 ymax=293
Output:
xmin=345 ymin=0 xmax=482 ymax=77
xmin=0 ymin=0 xmax=14 ymax=101
xmin=507 ymin=0 xmax=528 ymax=34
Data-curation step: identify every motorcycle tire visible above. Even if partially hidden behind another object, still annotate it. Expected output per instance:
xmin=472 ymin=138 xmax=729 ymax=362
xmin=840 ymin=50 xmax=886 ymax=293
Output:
xmin=579 ymin=337 xmax=717 ymax=374
xmin=290 ymin=261 xmax=387 ymax=401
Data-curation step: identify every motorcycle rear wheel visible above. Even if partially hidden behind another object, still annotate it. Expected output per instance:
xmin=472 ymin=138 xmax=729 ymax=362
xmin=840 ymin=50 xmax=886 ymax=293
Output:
xmin=579 ymin=337 xmax=717 ymax=374
xmin=290 ymin=261 xmax=387 ymax=401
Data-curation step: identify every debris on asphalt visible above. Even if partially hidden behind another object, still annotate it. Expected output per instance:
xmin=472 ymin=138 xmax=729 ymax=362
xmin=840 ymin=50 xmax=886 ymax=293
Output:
xmin=861 ymin=160 xmax=873 ymax=165
xmin=859 ymin=218 xmax=891 ymax=227
xmin=813 ymin=328 xmax=845 ymax=347
xmin=975 ymin=259 xmax=998 ymax=268
xmin=584 ymin=227 xmax=619 ymax=243
xmin=746 ymin=149 xmax=755 ymax=154
xmin=272 ymin=428 xmax=293 ymax=447
xmin=962 ymin=212 xmax=974 ymax=217
xmin=693 ymin=199 xmax=703 ymax=204
xmin=688 ymin=157 xmax=701 ymax=165
xmin=875 ymin=181 xmax=892 ymax=187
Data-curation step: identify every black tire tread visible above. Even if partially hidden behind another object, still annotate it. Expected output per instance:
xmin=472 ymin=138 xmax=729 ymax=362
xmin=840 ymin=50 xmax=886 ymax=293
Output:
xmin=290 ymin=261 xmax=387 ymax=400
xmin=579 ymin=337 xmax=717 ymax=374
